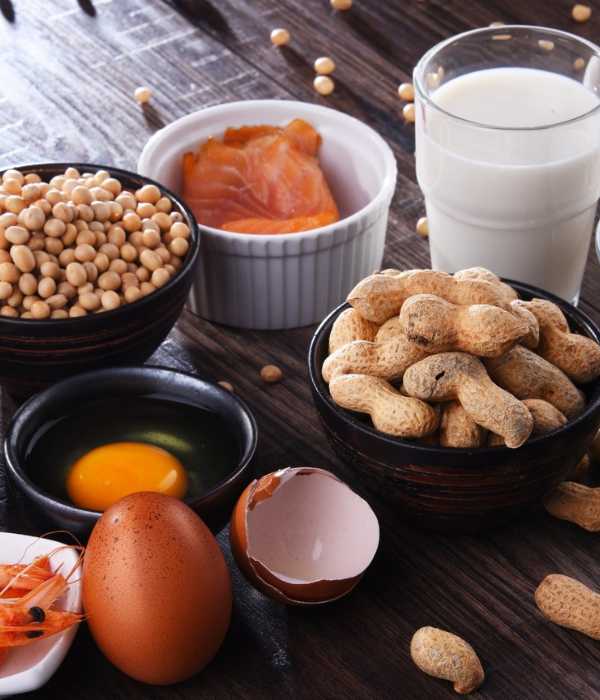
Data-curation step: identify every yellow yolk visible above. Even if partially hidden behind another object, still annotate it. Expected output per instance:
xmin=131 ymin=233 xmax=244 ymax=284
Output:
xmin=66 ymin=442 xmax=188 ymax=511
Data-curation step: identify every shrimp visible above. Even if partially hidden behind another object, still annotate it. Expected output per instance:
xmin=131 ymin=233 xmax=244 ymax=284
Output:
xmin=0 ymin=546 xmax=83 ymax=653
xmin=0 ymin=557 xmax=53 ymax=598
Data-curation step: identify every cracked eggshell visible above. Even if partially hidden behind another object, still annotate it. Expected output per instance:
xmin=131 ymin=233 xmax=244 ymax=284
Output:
xmin=230 ymin=467 xmax=379 ymax=604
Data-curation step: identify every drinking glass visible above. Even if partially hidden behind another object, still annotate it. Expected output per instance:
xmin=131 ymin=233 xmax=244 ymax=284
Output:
xmin=414 ymin=25 xmax=600 ymax=303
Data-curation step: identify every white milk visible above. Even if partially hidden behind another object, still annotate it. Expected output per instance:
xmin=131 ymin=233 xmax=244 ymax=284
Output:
xmin=415 ymin=67 xmax=600 ymax=301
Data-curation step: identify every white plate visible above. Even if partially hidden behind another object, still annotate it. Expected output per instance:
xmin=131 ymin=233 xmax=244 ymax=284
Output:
xmin=0 ymin=533 xmax=82 ymax=697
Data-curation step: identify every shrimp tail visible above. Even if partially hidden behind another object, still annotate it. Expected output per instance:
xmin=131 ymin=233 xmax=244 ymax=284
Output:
xmin=0 ymin=562 xmax=53 ymax=595
xmin=14 ymin=574 xmax=68 ymax=611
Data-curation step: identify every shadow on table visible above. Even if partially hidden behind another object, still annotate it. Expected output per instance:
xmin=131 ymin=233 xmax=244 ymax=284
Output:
xmin=165 ymin=0 xmax=231 ymax=37
xmin=325 ymin=74 xmax=412 ymax=152
xmin=141 ymin=103 xmax=166 ymax=131
xmin=0 ymin=0 xmax=15 ymax=23
xmin=338 ymin=5 xmax=402 ymax=64
xmin=278 ymin=45 xmax=312 ymax=75
xmin=77 ymin=0 xmax=96 ymax=17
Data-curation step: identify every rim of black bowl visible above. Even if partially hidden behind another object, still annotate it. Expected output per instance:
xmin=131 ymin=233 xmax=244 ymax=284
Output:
xmin=3 ymin=365 xmax=258 ymax=520
xmin=0 ymin=162 xmax=199 ymax=326
xmin=308 ymin=278 xmax=600 ymax=457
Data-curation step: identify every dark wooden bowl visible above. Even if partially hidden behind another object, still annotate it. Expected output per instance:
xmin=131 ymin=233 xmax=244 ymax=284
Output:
xmin=0 ymin=163 xmax=200 ymax=398
xmin=4 ymin=366 xmax=258 ymax=538
xmin=308 ymin=280 xmax=600 ymax=533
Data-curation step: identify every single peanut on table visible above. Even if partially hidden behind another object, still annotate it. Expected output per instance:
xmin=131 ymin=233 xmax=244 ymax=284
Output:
xmin=545 ymin=481 xmax=600 ymax=531
xmin=535 ymin=574 xmax=600 ymax=640
xmin=410 ymin=626 xmax=485 ymax=695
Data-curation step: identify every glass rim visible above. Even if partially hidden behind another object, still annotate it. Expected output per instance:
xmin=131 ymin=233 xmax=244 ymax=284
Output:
xmin=413 ymin=24 xmax=600 ymax=132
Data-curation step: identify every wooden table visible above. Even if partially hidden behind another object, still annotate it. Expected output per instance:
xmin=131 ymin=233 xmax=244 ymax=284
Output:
xmin=2 ymin=1 xmax=600 ymax=697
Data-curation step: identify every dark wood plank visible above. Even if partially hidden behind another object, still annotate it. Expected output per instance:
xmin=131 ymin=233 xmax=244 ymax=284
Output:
xmin=2 ymin=1 xmax=600 ymax=699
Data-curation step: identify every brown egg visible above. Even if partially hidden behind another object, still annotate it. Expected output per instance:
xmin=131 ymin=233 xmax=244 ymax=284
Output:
xmin=83 ymin=492 xmax=232 ymax=685
xmin=230 ymin=467 xmax=379 ymax=604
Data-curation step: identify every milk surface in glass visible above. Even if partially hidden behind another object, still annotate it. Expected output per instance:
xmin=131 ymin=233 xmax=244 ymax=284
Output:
xmin=416 ymin=66 xmax=600 ymax=302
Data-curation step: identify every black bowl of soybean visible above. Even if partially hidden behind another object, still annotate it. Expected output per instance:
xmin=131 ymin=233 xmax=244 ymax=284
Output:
xmin=0 ymin=162 xmax=200 ymax=399
xmin=308 ymin=279 xmax=600 ymax=534
xmin=4 ymin=366 xmax=258 ymax=537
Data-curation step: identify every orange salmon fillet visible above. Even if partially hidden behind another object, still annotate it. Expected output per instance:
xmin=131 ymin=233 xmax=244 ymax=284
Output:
xmin=182 ymin=118 xmax=340 ymax=234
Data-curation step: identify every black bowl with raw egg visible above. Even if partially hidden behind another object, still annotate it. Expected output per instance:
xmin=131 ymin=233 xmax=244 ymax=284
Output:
xmin=4 ymin=366 xmax=258 ymax=537
xmin=308 ymin=280 xmax=600 ymax=534
xmin=0 ymin=162 xmax=199 ymax=399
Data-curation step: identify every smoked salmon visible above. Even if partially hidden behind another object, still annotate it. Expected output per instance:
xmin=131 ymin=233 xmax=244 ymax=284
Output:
xmin=182 ymin=119 xmax=340 ymax=234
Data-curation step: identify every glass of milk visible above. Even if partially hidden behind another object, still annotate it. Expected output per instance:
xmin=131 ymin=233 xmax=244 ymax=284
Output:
xmin=414 ymin=25 xmax=600 ymax=303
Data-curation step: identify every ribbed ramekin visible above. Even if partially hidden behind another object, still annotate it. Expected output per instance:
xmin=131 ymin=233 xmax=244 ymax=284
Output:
xmin=138 ymin=100 xmax=397 ymax=329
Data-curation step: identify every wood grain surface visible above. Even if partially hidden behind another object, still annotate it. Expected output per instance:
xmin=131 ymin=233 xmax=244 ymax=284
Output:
xmin=2 ymin=1 xmax=600 ymax=698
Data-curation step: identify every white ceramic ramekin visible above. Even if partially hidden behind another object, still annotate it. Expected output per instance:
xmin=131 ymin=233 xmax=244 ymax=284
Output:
xmin=138 ymin=100 xmax=397 ymax=329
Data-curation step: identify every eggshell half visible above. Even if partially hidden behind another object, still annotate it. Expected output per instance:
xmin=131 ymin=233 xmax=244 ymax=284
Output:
xmin=230 ymin=467 xmax=379 ymax=604
xmin=83 ymin=492 xmax=232 ymax=685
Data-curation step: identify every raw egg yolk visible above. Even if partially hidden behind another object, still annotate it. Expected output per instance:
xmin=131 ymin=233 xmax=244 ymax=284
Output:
xmin=66 ymin=442 xmax=188 ymax=511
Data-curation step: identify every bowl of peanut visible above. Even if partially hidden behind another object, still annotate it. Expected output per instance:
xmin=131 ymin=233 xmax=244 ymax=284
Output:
xmin=308 ymin=268 xmax=600 ymax=533
xmin=0 ymin=163 xmax=199 ymax=397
